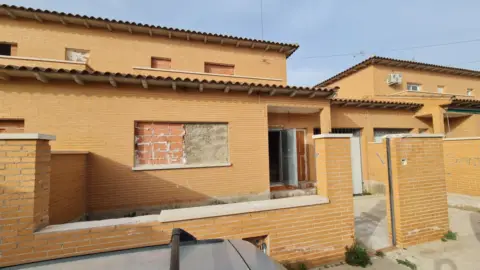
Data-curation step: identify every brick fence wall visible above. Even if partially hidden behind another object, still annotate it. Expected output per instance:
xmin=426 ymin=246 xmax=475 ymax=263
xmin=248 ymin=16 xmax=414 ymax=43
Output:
xmin=0 ymin=135 xmax=355 ymax=268
xmin=50 ymin=152 xmax=88 ymax=224
xmin=444 ymin=138 xmax=480 ymax=196
xmin=386 ymin=136 xmax=449 ymax=248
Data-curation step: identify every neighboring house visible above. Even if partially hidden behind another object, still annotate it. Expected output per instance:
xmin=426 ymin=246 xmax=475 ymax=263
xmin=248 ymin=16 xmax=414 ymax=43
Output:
xmin=0 ymin=5 xmax=338 ymax=218
xmin=317 ymin=56 xmax=480 ymax=193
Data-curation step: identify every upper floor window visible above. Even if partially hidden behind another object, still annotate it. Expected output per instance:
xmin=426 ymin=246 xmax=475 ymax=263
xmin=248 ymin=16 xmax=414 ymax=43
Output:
xmin=437 ymin=85 xmax=444 ymax=94
xmin=205 ymin=62 xmax=234 ymax=75
xmin=151 ymin=57 xmax=171 ymax=69
xmin=406 ymin=83 xmax=421 ymax=92
xmin=65 ymin=48 xmax=89 ymax=62
xmin=0 ymin=43 xmax=17 ymax=56
xmin=467 ymin=88 xmax=474 ymax=96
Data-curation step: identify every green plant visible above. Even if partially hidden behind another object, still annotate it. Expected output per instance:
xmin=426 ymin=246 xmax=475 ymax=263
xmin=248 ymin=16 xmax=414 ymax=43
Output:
xmin=298 ymin=263 xmax=308 ymax=270
xmin=375 ymin=250 xmax=385 ymax=258
xmin=344 ymin=241 xmax=372 ymax=268
xmin=444 ymin=230 xmax=457 ymax=241
xmin=362 ymin=190 xmax=372 ymax=196
xmin=396 ymin=259 xmax=417 ymax=270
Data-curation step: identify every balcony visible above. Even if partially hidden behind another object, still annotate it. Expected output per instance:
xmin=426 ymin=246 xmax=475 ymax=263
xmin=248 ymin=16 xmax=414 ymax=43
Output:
xmin=132 ymin=66 xmax=285 ymax=85
xmin=0 ymin=55 xmax=92 ymax=71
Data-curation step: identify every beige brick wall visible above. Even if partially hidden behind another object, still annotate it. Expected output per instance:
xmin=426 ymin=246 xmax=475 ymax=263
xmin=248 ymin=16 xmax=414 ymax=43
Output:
xmin=0 ymin=81 xmax=330 ymax=213
xmin=444 ymin=138 xmax=480 ymax=196
xmin=387 ymin=137 xmax=449 ymax=247
xmin=0 ymin=17 xmax=287 ymax=84
xmin=50 ymin=153 xmax=88 ymax=225
xmin=0 ymin=137 xmax=354 ymax=268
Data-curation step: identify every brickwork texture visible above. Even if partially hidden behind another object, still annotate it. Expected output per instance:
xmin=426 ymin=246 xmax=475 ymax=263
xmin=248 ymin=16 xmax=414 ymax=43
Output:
xmin=444 ymin=138 xmax=480 ymax=196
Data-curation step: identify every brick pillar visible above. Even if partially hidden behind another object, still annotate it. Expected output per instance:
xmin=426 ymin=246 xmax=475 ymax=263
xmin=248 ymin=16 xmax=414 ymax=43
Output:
xmin=0 ymin=134 xmax=55 ymax=237
xmin=319 ymin=106 xmax=332 ymax=134
xmin=385 ymin=135 xmax=448 ymax=248
xmin=314 ymin=134 xmax=353 ymax=202
xmin=432 ymin=107 xmax=446 ymax=134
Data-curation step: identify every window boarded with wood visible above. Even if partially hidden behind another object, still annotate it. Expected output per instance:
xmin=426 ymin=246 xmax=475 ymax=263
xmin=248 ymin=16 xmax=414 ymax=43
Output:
xmin=204 ymin=62 xmax=234 ymax=75
xmin=0 ymin=119 xmax=24 ymax=133
xmin=151 ymin=57 xmax=171 ymax=69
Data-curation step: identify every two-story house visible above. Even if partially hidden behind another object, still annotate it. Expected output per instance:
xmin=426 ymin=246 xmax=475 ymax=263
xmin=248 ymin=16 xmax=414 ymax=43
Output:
xmin=0 ymin=4 xmax=343 ymax=218
xmin=318 ymin=56 xmax=480 ymax=193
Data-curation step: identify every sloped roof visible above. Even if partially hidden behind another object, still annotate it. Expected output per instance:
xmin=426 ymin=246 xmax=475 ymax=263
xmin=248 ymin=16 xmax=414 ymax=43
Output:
xmin=317 ymin=56 xmax=480 ymax=87
xmin=0 ymin=65 xmax=337 ymax=98
xmin=0 ymin=4 xmax=299 ymax=57
xmin=331 ymin=98 xmax=423 ymax=110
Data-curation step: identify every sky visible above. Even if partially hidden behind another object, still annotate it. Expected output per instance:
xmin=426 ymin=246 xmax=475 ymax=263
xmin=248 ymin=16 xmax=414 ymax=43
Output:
xmin=3 ymin=0 xmax=480 ymax=86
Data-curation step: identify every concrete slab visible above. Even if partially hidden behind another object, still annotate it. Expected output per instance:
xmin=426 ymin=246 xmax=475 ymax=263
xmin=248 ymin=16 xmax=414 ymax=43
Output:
xmin=448 ymin=193 xmax=480 ymax=209
xmin=354 ymin=195 xmax=391 ymax=250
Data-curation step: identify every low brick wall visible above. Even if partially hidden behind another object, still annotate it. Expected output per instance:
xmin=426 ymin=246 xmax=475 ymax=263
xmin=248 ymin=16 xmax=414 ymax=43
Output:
xmin=50 ymin=152 xmax=88 ymax=224
xmin=444 ymin=138 xmax=480 ymax=196
xmin=0 ymin=135 xmax=355 ymax=268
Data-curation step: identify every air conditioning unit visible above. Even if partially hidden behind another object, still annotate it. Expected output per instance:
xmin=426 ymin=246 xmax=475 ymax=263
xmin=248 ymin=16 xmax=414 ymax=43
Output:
xmin=387 ymin=73 xmax=402 ymax=85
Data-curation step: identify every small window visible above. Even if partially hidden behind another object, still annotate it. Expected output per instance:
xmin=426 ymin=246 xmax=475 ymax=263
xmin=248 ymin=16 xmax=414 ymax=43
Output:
xmin=407 ymin=83 xmax=421 ymax=92
xmin=65 ymin=48 xmax=89 ymax=62
xmin=0 ymin=119 xmax=24 ymax=133
xmin=0 ymin=43 xmax=17 ymax=56
xmin=467 ymin=88 xmax=474 ymax=96
xmin=437 ymin=86 xmax=444 ymax=93
xmin=204 ymin=62 xmax=234 ymax=75
xmin=151 ymin=57 xmax=171 ymax=69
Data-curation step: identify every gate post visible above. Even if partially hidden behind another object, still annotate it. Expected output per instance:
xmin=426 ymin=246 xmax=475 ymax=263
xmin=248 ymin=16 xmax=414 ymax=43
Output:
xmin=385 ymin=134 xmax=449 ymax=248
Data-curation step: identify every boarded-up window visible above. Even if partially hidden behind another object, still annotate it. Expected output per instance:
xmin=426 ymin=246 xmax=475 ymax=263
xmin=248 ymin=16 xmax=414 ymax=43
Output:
xmin=0 ymin=119 xmax=24 ymax=133
xmin=0 ymin=43 xmax=17 ymax=56
xmin=66 ymin=48 xmax=90 ymax=62
xmin=204 ymin=62 xmax=234 ymax=75
xmin=134 ymin=122 xmax=228 ymax=167
xmin=151 ymin=57 xmax=171 ymax=69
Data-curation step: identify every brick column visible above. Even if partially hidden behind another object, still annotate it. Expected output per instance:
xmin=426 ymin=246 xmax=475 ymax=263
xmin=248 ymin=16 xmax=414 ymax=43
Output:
xmin=0 ymin=134 xmax=55 ymax=236
xmin=314 ymin=134 xmax=353 ymax=202
xmin=385 ymin=134 xmax=448 ymax=248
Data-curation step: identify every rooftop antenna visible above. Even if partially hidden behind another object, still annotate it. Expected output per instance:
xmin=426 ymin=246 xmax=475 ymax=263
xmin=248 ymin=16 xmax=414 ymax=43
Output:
xmin=260 ymin=0 xmax=264 ymax=39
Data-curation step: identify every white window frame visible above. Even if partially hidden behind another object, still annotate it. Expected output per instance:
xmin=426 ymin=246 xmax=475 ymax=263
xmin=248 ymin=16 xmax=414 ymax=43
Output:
xmin=467 ymin=88 xmax=474 ymax=96
xmin=407 ymin=83 xmax=421 ymax=92
xmin=437 ymin=85 xmax=444 ymax=94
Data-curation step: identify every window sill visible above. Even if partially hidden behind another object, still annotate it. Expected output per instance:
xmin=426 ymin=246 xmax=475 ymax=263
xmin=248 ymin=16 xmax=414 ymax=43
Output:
xmin=132 ymin=163 xmax=231 ymax=171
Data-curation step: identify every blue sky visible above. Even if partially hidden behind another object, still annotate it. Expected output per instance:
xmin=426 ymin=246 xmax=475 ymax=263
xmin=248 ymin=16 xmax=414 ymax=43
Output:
xmin=3 ymin=0 xmax=480 ymax=86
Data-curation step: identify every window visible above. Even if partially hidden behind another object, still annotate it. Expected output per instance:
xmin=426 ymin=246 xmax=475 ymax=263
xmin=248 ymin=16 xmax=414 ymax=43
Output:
xmin=437 ymin=85 xmax=444 ymax=93
xmin=407 ymin=83 xmax=421 ymax=92
xmin=204 ymin=62 xmax=234 ymax=75
xmin=65 ymin=48 xmax=90 ymax=62
xmin=0 ymin=43 xmax=17 ymax=56
xmin=134 ymin=122 xmax=228 ymax=168
xmin=151 ymin=57 xmax=171 ymax=69
xmin=373 ymin=128 xmax=412 ymax=143
xmin=0 ymin=119 xmax=24 ymax=133
xmin=467 ymin=88 xmax=474 ymax=96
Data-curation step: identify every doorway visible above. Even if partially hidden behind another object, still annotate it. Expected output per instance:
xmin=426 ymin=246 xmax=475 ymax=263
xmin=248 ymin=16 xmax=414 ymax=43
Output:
xmin=268 ymin=128 xmax=305 ymax=187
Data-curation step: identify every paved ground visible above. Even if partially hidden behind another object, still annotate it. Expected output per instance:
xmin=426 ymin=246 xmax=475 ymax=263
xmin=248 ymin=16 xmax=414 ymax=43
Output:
xmin=353 ymin=195 xmax=390 ymax=250
xmin=326 ymin=195 xmax=480 ymax=270
xmin=448 ymin=193 xmax=480 ymax=209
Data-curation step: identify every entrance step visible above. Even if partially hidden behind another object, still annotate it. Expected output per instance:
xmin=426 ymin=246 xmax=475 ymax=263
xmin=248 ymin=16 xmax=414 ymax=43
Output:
xmin=270 ymin=188 xmax=317 ymax=199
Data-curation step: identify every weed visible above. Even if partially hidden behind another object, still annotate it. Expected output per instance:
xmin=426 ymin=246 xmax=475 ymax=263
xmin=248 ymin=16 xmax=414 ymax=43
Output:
xmin=298 ymin=263 xmax=308 ymax=270
xmin=375 ymin=250 xmax=385 ymax=258
xmin=362 ymin=190 xmax=372 ymax=196
xmin=396 ymin=259 xmax=417 ymax=270
xmin=444 ymin=230 xmax=457 ymax=241
xmin=345 ymin=241 xmax=372 ymax=268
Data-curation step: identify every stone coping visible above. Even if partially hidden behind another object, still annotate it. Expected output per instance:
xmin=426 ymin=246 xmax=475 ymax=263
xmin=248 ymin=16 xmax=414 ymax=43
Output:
xmin=444 ymin=137 xmax=480 ymax=141
xmin=383 ymin=133 xmax=444 ymax=139
xmin=132 ymin=163 xmax=231 ymax=171
xmin=312 ymin=134 xmax=352 ymax=139
xmin=37 ymin=195 xmax=329 ymax=234
xmin=0 ymin=133 xmax=56 ymax=140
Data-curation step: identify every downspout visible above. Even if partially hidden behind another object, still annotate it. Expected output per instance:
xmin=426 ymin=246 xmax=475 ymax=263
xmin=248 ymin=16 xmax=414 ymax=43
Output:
xmin=386 ymin=138 xmax=397 ymax=246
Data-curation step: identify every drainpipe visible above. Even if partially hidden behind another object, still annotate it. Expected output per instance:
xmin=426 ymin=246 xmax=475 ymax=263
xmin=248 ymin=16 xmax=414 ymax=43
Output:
xmin=386 ymin=138 xmax=397 ymax=246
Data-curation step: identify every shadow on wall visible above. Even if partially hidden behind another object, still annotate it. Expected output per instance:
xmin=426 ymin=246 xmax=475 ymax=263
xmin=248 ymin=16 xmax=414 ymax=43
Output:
xmin=84 ymin=154 xmax=267 ymax=220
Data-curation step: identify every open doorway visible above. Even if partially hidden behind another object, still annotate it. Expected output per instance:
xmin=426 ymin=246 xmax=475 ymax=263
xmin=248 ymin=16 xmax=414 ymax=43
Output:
xmin=268 ymin=129 xmax=306 ymax=187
